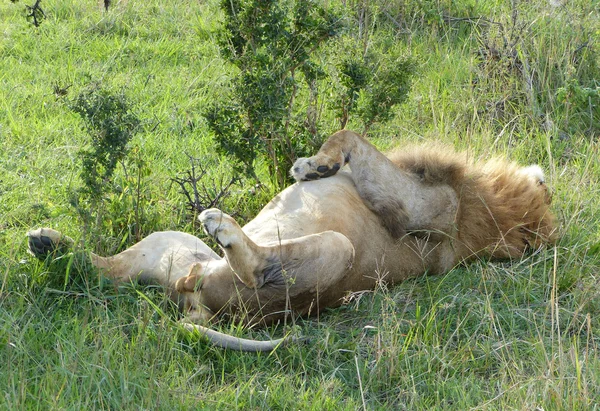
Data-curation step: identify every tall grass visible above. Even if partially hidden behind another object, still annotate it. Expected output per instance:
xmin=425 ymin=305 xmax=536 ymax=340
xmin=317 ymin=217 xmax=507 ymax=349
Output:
xmin=1 ymin=0 xmax=599 ymax=408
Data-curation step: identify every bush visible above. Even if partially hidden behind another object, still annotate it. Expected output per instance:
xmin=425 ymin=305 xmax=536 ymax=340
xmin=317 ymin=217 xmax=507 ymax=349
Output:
xmin=336 ymin=40 xmax=414 ymax=133
xmin=206 ymin=0 xmax=415 ymax=187
xmin=69 ymin=85 xmax=147 ymax=249
xmin=204 ymin=0 xmax=341 ymax=187
xmin=71 ymin=86 xmax=140 ymax=201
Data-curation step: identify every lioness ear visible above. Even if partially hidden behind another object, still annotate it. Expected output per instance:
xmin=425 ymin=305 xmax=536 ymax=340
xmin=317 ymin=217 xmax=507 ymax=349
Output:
xmin=176 ymin=274 xmax=204 ymax=293
xmin=175 ymin=263 xmax=204 ymax=293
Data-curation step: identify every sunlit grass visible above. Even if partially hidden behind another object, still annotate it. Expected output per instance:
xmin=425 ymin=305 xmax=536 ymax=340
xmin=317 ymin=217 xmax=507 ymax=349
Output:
xmin=1 ymin=0 xmax=599 ymax=409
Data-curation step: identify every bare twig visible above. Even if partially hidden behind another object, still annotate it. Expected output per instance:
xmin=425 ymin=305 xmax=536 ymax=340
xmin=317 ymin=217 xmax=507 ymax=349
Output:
xmin=171 ymin=156 xmax=239 ymax=216
xmin=25 ymin=0 xmax=45 ymax=27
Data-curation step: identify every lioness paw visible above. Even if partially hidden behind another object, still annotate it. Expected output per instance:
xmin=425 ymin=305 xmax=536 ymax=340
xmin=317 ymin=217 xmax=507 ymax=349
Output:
xmin=199 ymin=209 xmax=242 ymax=248
xmin=291 ymin=153 xmax=344 ymax=182
xmin=27 ymin=228 xmax=74 ymax=259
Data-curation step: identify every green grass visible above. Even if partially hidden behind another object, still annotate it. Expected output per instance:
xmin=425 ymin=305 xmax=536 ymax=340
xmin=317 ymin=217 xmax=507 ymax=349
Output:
xmin=1 ymin=0 xmax=600 ymax=409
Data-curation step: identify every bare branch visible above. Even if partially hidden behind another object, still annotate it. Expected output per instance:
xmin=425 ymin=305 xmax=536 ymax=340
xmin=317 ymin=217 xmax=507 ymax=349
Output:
xmin=171 ymin=156 xmax=239 ymax=216
xmin=25 ymin=0 xmax=45 ymax=27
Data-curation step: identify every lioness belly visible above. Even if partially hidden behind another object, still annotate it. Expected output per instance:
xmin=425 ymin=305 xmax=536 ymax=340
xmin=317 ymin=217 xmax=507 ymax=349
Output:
xmin=241 ymin=174 xmax=435 ymax=293
xmin=243 ymin=173 xmax=379 ymax=244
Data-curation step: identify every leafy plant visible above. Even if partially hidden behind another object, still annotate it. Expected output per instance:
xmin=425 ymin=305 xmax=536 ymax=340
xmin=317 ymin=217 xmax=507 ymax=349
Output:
xmin=69 ymin=85 xmax=143 ymax=248
xmin=71 ymin=86 xmax=140 ymax=202
xmin=556 ymin=77 xmax=600 ymax=134
xmin=337 ymin=45 xmax=415 ymax=133
xmin=206 ymin=0 xmax=415 ymax=187
xmin=205 ymin=0 xmax=341 ymax=187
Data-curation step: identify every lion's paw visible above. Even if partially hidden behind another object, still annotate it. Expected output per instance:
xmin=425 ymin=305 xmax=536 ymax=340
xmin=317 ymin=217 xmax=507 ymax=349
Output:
xmin=27 ymin=228 xmax=74 ymax=259
xmin=291 ymin=152 xmax=344 ymax=182
xmin=199 ymin=209 xmax=242 ymax=248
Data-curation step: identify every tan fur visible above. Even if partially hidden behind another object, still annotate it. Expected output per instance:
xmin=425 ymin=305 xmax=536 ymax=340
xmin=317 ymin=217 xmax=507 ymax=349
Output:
xmin=389 ymin=145 xmax=556 ymax=259
xmin=28 ymin=130 xmax=557 ymax=326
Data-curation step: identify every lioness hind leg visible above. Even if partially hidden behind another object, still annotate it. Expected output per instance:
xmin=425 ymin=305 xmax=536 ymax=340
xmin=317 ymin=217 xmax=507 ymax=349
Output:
xmin=174 ymin=262 xmax=216 ymax=324
xmin=199 ymin=208 xmax=355 ymax=296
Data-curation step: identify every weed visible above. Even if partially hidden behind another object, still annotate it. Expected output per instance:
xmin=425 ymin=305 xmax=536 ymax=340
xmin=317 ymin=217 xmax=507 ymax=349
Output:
xmin=69 ymin=85 xmax=146 ymax=249
xmin=70 ymin=85 xmax=140 ymax=202
xmin=555 ymin=76 xmax=600 ymax=134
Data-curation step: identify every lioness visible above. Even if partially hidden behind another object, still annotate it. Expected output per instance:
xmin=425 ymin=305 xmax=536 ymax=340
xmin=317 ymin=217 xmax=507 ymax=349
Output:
xmin=28 ymin=130 xmax=556 ymax=350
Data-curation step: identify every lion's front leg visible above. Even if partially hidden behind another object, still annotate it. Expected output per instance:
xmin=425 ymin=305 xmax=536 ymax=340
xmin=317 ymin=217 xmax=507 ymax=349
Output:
xmin=291 ymin=130 xmax=411 ymax=238
xmin=291 ymin=130 xmax=459 ymax=239
xmin=291 ymin=130 xmax=357 ymax=181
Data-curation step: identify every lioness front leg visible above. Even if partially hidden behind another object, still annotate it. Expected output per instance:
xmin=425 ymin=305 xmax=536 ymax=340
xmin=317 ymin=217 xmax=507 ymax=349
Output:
xmin=27 ymin=228 xmax=75 ymax=258
xmin=27 ymin=227 xmax=111 ymax=271
xmin=199 ymin=209 xmax=266 ymax=288
xmin=291 ymin=130 xmax=459 ymax=238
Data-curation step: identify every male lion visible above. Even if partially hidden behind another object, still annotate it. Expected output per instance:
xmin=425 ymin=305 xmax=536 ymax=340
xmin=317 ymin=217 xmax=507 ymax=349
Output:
xmin=28 ymin=130 xmax=556 ymax=350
